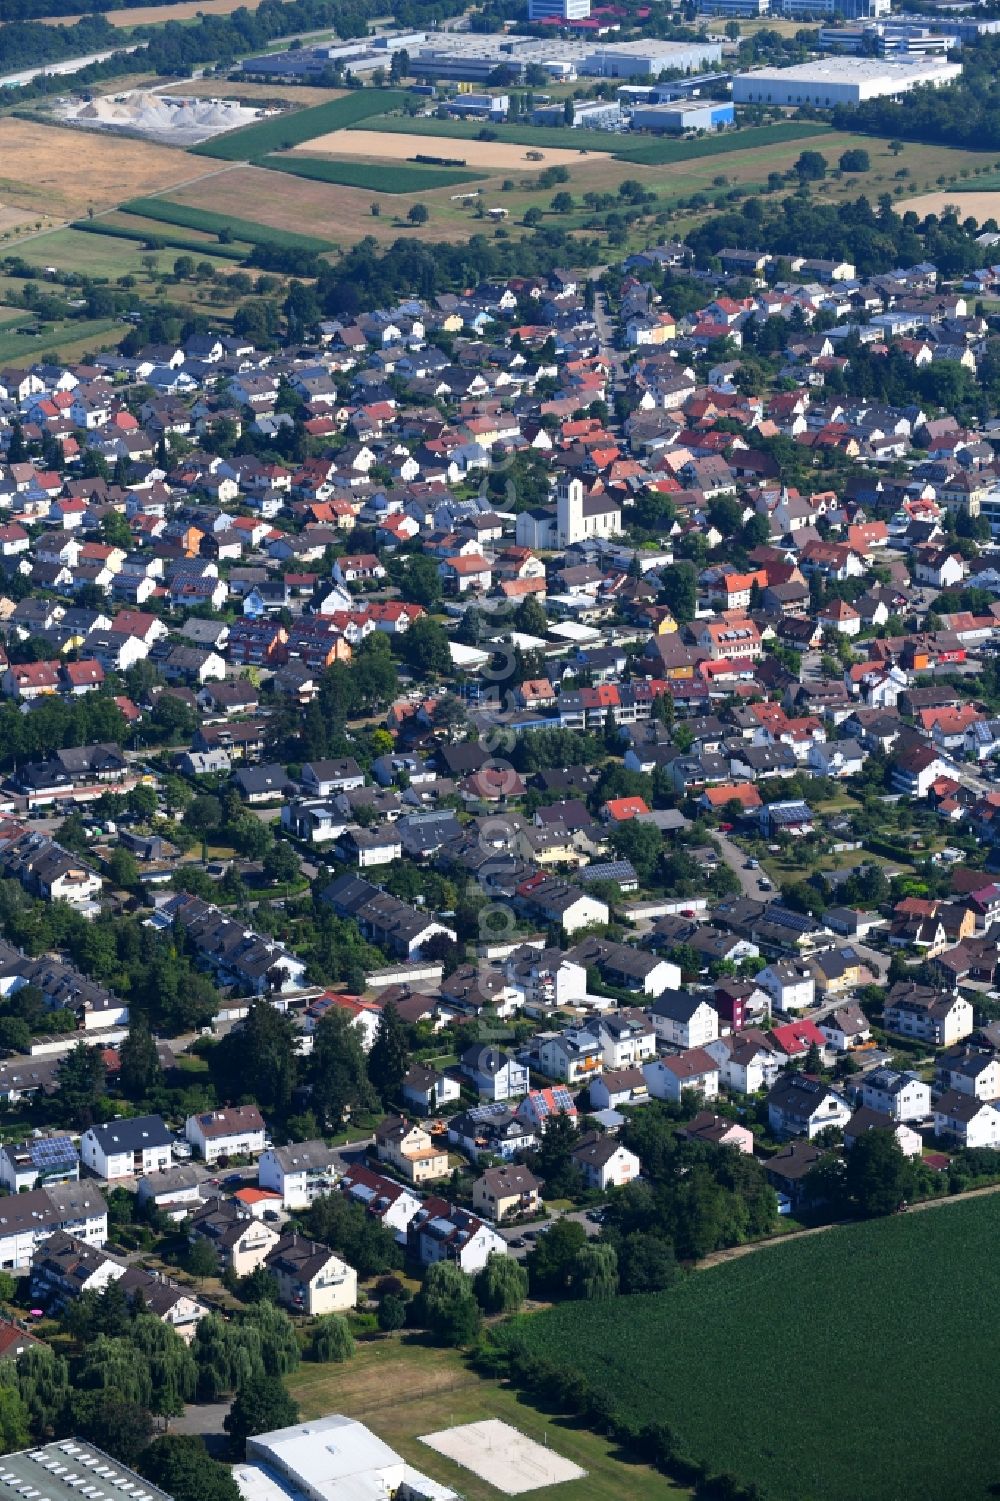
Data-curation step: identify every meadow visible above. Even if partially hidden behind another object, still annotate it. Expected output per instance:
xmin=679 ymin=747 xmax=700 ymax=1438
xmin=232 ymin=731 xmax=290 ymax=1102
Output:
xmin=287 ymin=1337 xmax=682 ymax=1501
xmin=498 ymin=1193 xmax=1000 ymax=1501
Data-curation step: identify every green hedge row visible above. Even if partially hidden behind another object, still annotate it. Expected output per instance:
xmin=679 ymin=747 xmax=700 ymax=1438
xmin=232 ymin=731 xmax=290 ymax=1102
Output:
xmin=189 ymin=88 xmax=409 ymax=161
xmin=70 ymin=220 xmax=248 ymax=259
xmin=259 ymin=153 xmax=487 ymax=192
xmin=120 ymin=197 xmax=335 ymax=253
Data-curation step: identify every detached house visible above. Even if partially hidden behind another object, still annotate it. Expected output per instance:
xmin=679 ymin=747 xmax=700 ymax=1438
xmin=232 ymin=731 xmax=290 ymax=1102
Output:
xmin=767 ymin=1075 xmax=851 ymax=1139
xmin=265 ymin=1233 xmax=357 ymax=1316
xmin=472 ymin=1164 xmax=542 ymax=1223
xmin=185 ymin=1105 xmax=267 ymax=1163
xmin=374 ymin=1117 xmax=449 ymax=1186
xmin=647 ymin=990 xmax=719 ymax=1049
xmin=80 ymin=1115 xmax=172 ymax=1180
xmin=570 ymin=1132 xmax=641 ymax=1191
xmin=644 ymin=1049 xmax=720 ymax=1104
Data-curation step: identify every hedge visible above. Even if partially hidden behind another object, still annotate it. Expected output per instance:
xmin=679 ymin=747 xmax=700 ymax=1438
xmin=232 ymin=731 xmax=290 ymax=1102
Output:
xmin=189 ymin=88 xmax=409 ymax=162
xmin=120 ymin=198 xmax=335 ymax=253
xmin=70 ymin=220 xmax=248 ymax=260
xmin=258 ymin=153 xmax=487 ymax=192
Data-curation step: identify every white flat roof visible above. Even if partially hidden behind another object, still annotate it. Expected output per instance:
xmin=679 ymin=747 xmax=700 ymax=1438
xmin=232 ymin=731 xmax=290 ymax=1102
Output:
xmin=449 ymin=641 xmax=491 ymax=668
xmin=547 ymin=621 xmax=603 ymax=642
xmin=738 ymin=56 xmax=958 ymax=81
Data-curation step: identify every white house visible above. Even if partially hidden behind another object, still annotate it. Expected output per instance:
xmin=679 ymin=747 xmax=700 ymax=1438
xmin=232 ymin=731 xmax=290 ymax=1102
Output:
xmin=570 ymin=1133 xmax=641 ymax=1191
xmin=705 ymin=1032 xmax=783 ymax=1094
xmin=0 ymin=1184 xmax=107 ymax=1271
xmin=934 ymin=1090 xmax=1000 ymax=1148
xmin=756 ymin=960 xmax=815 ymax=1013
xmin=407 ymin=1200 xmax=507 ymax=1273
xmin=861 ymin=1068 xmax=932 ymax=1122
xmin=767 ymin=1075 xmax=851 ymax=1139
xmin=265 ymin=1232 xmax=357 ymax=1316
xmin=338 ymin=1163 xmax=421 ymax=1243
xmin=185 ymin=1105 xmax=267 ymax=1163
xmin=647 ymin=990 xmax=720 ymax=1049
xmin=80 ymin=1115 xmax=173 ymax=1180
xmin=258 ymin=1141 xmax=340 ymax=1210
xmin=940 ymin=1051 xmax=1000 ymax=1101
xmin=644 ymin=1048 xmax=720 ymax=1104
xmin=537 ymin=1028 xmax=603 ymax=1085
xmin=819 ymin=1003 xmax=872 ymax=1052
xmin=597 ymin=1013 xmax=657 ymax=1069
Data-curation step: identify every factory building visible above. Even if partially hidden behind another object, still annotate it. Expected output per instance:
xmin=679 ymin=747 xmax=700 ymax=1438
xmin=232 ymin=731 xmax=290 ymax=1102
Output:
xmin=409 ymin=33 xmax=722 ymax=84
xmin=630 ymin=100 xmax=735 ymax=132
xmin=732 ymin=55 xmax=962 ymax=107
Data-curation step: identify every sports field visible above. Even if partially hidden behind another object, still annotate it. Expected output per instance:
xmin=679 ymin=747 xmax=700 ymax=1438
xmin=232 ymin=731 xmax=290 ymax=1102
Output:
xmin=499 ymin=1193 xmax=1000 ymax=1501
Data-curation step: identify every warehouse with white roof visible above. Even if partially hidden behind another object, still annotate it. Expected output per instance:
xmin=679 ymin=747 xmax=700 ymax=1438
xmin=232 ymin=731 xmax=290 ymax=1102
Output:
xmin=732 ymin=55 xmax=962 ymax=106
xmin=234 ymin=1415 xmax=456 ymax=1501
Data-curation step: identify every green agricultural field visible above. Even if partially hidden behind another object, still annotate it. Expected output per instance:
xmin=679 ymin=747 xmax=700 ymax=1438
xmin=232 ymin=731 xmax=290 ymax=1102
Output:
xmin=499 ymin=1194 xmax=1000 ymax=1501
xmin=9 ymin=227 xmax=149 ymax=280
xmin=0 ymin=316 xmax=120 ymax=365
xmin=190 ymin=88 xmax=409 ymax=161
xmin=120 ymin=197 xmax=336 ymax=252
xmin=259 ymin=154 xmax=488 ymax=192
xmin=353 ymin=113 xmax=831 ymax=163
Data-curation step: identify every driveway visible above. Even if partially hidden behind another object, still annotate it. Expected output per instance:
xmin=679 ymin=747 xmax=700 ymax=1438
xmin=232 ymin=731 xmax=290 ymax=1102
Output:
xmin=714 ymin=831 xmax=776 ymax=902
xmin=498 ymin=1206 xmax=603 ymax=1258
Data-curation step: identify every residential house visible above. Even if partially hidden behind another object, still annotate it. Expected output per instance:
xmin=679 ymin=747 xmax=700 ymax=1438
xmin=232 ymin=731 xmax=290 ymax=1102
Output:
xmin=647 ymin=990 xmax=720 ymax=1049
xmin=767 ymin=1075 xmax=851 ymax=1139
xmin=80 ymin=1115 xmax=173 ymax=1180
xmin=644 ymin=1048 xmax=720 ymax=1104
xmin=459 ymin=1046 xmax=529 ymax=1102
xmin=570 ymin=1132 xmax=641 ymax=1191
xmin=265 ymin=1233 xmax=357 ymax=1315
xmin=258 ymin=1141 xmax=340 ymax=1210
xmin=472 ymin=1165 xmax=542 ymax=1223
xmin=374 ymin=1117 xmax=449 ymax=1186
xmin=185 ymin=1105 xmax=267 ymax=1163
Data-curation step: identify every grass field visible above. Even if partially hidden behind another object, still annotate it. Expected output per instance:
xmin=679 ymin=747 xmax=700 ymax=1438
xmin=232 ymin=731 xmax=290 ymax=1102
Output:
xmin=0 ymin=316 xmax=120 ymax=365
xmin=500 ymin=1194 xmax=1000 ymax=1501
xmin=262 ymin=153 xmax=488 ymax=192
xmin=287 ymin=1337 xmax=683 ymax=1501
xmin=0 ymin=117 xmax=203 ymax=224
xmin=190 ymin=89 xmax=409 ymax=162
xmin=71 ymin=219 xmax=248 ymax=260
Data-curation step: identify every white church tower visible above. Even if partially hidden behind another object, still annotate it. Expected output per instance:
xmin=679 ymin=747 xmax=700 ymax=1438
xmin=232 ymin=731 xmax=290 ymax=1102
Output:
xmin=556 ymin=475 xmax=585 ymax=548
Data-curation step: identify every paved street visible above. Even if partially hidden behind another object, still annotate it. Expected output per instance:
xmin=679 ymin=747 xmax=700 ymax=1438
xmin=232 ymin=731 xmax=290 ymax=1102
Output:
xmin=714 ymin=831 xmax=776 ymax=902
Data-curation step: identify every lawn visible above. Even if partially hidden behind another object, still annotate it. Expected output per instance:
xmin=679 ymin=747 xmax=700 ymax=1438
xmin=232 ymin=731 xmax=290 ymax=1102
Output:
xmin=287 ymin=1337 xmax=683 ymax=1501
xmin=0 ymin=316 xmax=120 ymax=364
xmin=498 ymin=1194 xmax=1000 ymax=1501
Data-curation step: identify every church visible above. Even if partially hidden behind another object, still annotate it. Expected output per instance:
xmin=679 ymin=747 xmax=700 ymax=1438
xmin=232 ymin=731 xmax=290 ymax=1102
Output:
xmin=515 ymin=476 xmax=623 ymax=550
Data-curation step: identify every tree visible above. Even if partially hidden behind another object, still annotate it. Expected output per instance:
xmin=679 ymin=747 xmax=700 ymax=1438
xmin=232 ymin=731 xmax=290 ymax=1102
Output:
xmin=213 ymin=998 xmax=298 ymax=1117
xmin=0 ymin=1386 xmax=29 ymax=1456
xmin=262 ymin=841 xmax=301 ymax=886
xmin=839 ymin=148 xmax=870 ymax=173
xmin=55 ymin=1042 xmax=106 ymax=1127
xmin=795 ymin=150 xmax=828 ymax=181
xmin=535 ymin=1110 xmax=582 ymax=1199
xmin=609 ymin=820 xmax=662 ymax=884
xmin=845 ymin=1128 xmax=916 ymax=1217
xmin=309 ymin=1315 xmax=354 ymax=1363
xmin=186 ymin=1237 xmax=218 ymax=1287
xmin=420 ymin=1261 xmax=481 ymax=1347
xmin=573 ymin=1242 xmax=618 ymax=1300
xmin=475 ymin=1252 xmax=528 ymax=1315
xmin=368 ymin=1002 xmax=408 ymax=1105
xmin=310 ymin=1009 xmax=378 ymax=1129
xmin=401 ymin=616 xmax=451 ymax=679
xmin=618 ymin=1231 xmax=677 ymax=1294
xmin=408 ymin=204 xmax=429 ymax=225
xmin=396 ymin=553 xmax=443 ymax=611
xmin=527 ymin=1218 xmax=586 ymax=1297
xmin=139 ymin=1436 xmax=240 ymax=1501
xmin=659 ymin=561 xmax=697 ymax=624
xmin=377 ymin=1294 xmax=407 ymax=1333
xmin=304 ymin=1194 xmax=401 ymax=1278
xmin=225 ymin=1373 xmax=299 ymax=1451
xmin=119 ymin=1015 xmax=161 ymax=1100
xmin=70 ymin=1389 xmax=154 ymax=1466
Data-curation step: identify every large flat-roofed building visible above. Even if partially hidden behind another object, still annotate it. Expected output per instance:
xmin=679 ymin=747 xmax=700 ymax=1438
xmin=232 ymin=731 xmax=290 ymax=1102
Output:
xmin=630 ymin=100 xmax=735 ymax=131
xmin=410 ymin=32 xmax=722 ymax=83
xmin=0 ymin=1440 xmax=173 ymax=1501
xmin=733 ymin=55 xmax=962 ymax=106
xmin=234 ymin=1415 xmax=457 ymax=1501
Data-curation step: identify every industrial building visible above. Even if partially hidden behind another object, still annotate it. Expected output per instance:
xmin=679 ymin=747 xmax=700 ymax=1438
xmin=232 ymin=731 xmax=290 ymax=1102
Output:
xmin=242 ymin=32 xmax=422 ymax=79
xmin=700 ymin=0 xmax=887 ymax=14
xmin=409 ymin=33 xmax=722 ymax=83
xmin=0 ymin=1441 xmax=173 ymax=1501
xmin=630 ymin=100 xmax=735 ymax=132
xmin=732 ymin=54 xmax=962 ymax=107
xmin=533 ymin=98 xmax=624 ymax=127
xmin=820 ymin=21 xmax=956 ymax=53
xmin=527 ymin=0 xmax=592 ymax=19
xmin=233 ymin=1415 xmax=457 ymax=1501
